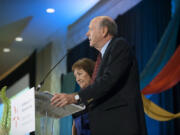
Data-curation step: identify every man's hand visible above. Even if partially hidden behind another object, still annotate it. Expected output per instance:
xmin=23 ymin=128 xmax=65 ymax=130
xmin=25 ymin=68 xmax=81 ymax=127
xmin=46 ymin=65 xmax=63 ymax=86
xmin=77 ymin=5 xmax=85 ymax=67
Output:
xmin=51 ymin=93 xmax=77 ymax=107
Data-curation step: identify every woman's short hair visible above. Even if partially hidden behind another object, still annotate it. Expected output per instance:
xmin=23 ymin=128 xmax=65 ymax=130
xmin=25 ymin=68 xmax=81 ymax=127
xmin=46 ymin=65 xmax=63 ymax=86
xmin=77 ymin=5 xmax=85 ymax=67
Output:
xmin=72 ymin=58 xmax=95 ymax=77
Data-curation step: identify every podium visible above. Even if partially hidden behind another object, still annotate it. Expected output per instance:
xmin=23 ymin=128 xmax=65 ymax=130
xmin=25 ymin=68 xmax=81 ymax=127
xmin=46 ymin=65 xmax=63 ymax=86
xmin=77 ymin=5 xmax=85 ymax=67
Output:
xmin=35 ymin=91 xmax=85 ymax=118
xmin=35 ymin=90 xmax=85 ymax=135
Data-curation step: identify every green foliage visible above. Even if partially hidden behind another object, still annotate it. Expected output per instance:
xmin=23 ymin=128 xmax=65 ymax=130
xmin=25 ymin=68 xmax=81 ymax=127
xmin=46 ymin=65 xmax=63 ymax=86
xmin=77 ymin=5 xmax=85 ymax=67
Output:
xmin=0 ymin=86 xmax=11 ymax=135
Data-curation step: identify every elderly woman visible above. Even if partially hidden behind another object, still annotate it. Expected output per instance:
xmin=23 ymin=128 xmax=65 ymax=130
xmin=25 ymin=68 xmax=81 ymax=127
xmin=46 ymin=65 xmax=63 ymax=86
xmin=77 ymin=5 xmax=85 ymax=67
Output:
xmin=71 ymin=58 xmax=95 ymax=135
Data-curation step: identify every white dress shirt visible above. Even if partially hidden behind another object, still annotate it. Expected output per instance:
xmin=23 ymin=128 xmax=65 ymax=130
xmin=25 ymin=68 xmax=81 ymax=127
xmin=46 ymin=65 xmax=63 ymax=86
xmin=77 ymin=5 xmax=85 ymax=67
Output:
xmin=100 ymin=39 xmax=111 ymax=58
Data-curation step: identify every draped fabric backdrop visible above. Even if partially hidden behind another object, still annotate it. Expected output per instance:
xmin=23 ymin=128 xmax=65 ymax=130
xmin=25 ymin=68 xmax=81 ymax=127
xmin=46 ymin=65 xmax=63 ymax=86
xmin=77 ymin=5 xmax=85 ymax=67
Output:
xmin=67 ymin=0 xmax=180 ymax=134
xmin=172 ymin=32 xmax=180 ymax=135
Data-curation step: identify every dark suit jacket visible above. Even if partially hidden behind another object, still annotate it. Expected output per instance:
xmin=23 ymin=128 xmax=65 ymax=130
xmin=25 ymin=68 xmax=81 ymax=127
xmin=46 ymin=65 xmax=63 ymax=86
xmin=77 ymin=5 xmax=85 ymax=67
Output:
xmin=78 ymin=37 xmax=147 ymax=135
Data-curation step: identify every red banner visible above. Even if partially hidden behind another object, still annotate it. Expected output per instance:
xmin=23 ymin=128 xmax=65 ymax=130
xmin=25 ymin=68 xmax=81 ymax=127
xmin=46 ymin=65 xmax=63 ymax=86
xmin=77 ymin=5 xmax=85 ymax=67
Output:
xmin=142 ymin=45 xmax=180 ymax=95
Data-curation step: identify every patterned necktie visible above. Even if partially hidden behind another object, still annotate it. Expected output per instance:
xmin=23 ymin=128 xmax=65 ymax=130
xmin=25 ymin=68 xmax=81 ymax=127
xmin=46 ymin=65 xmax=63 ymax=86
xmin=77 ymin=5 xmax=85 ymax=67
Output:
xmin=91 ymin=52 xmax=102 ymax=83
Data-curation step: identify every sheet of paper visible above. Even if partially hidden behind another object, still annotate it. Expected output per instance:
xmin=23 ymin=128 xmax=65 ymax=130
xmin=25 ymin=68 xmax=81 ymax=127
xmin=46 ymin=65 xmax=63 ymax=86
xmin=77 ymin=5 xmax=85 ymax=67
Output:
xmin=10 ymin=87 xmax=35 ymax=135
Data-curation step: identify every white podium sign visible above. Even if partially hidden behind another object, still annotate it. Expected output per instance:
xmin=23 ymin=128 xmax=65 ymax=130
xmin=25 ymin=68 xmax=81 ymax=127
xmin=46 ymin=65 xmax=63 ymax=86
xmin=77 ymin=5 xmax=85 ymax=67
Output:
xmin=10 ymin=87 xmax=35 ymax=135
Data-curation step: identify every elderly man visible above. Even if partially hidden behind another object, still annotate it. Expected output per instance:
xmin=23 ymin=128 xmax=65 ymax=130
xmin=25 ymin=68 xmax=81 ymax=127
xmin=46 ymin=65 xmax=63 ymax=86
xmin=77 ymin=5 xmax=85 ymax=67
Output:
xmin=51 ymin=16 xmax=147 ymax=135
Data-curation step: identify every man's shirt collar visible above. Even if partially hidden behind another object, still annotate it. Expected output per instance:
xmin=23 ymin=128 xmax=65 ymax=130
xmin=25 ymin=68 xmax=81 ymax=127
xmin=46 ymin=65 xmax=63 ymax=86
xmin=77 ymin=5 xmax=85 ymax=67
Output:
xmin=100 ymin=39 xmax=111 ymax=58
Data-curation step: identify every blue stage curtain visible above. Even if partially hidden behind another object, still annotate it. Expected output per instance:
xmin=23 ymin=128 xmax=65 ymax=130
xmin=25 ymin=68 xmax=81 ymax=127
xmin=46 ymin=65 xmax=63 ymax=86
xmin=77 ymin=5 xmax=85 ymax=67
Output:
xmin=67 ymin=40 xmax=98 ymax=73
xmin=173 ymin=82 xmax=180 ymax=135
xmin=140 ymin=0 xmax=180 ymax=90
xmin=172 ymin=27 xmax=180 ymax=135
xmin=115 ymin=0 xmax=179 ymax=134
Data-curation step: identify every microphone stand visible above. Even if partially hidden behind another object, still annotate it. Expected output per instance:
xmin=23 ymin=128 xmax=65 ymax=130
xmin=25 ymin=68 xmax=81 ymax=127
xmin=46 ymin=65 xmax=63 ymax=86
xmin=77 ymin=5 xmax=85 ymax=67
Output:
xmin=36 ymin=52 xmax=68 ymax=91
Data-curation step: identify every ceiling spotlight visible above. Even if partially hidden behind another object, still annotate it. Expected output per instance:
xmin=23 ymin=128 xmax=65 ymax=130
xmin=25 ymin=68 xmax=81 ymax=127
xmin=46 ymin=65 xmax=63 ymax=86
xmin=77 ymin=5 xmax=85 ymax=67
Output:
xmin=46 ymin=8 xmax=55 ymax=13
xmin=15 ymin=37 xmax=23 ymax=42
xmin=3 ymin=48 xmax=10 ymax=53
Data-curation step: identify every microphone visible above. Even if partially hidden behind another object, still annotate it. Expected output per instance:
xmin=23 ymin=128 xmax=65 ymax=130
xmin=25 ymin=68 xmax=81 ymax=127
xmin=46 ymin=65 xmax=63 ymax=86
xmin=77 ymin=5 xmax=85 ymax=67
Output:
xmin=36 ymin=50 xmax=70 ymax=91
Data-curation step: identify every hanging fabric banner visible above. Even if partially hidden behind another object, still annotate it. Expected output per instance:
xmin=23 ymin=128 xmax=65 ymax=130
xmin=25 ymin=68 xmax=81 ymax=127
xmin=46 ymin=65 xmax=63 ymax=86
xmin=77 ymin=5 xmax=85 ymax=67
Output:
xmin=142 ymin=45 xmax=180 ymax=95
xmin=142 ymin=94 xmax=180 ymax=121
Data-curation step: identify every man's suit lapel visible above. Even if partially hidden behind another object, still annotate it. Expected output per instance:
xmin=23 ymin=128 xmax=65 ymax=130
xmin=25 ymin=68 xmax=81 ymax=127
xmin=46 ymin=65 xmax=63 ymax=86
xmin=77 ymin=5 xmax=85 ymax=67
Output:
xmin=97 ymin=38 xmax=115 ymax=76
